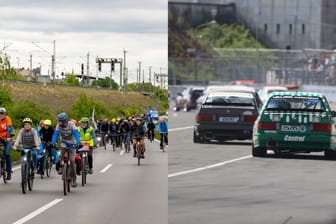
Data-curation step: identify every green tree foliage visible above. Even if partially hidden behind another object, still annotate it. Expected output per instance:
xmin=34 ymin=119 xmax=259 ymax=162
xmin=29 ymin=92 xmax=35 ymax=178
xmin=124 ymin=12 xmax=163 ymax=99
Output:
xmin=8 ymin=101 xmax=52 ymax=128
xmin=69 ymin=94 xmax=145 ymax=120
xmin=0 ymin=55 xmax=25 ymax=81
xmin=92 ymin=77 xmax=119 ymax=89
xmin=64 ymin=74 xmax=80 ymax=86
xmin=0 ymin=86 xmax=13 ymax=107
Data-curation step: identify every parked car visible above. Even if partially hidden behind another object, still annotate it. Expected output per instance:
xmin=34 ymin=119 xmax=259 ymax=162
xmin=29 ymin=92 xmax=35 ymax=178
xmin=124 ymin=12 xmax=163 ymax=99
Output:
xmin=174 ymin=86 xmax=204 ymax=112
xmin=252 ymin=91 xmax=336 ymax=159
xmin=193 ymin=86 xmax=262 ymax=143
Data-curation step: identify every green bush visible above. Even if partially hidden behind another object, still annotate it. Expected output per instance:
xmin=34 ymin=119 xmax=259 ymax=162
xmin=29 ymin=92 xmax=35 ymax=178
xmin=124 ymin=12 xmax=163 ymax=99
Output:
xmin=8 ymin=100 xmax=52 ymax=128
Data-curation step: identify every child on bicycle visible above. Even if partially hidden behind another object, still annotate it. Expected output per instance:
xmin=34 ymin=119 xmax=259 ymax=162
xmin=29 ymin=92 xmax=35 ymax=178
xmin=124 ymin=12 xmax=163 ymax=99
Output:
xmin=13 ymin=118 xmax=40 ymax=172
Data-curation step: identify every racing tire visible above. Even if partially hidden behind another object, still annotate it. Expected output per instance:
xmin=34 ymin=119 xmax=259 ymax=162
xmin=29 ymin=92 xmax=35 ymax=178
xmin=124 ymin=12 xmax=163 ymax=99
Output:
xmin=193 ymin=130 xmax=202 ymax=143
xmin=325 ymin=150 xmax=336 ymax=160
xmin=252 ymin=144 xmax=266 ymax=157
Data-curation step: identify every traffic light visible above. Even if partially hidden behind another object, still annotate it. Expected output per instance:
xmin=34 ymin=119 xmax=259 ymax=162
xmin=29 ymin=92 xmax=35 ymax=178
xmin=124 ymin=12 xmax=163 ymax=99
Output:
xmin=81 ymin=63 xmax=84 ymax=75
xmin=111 ymin=61 xmax=115 ymax=71
xmin=98 ymin=61 xmax=102 ymax=72
xmin=156 ymin=74 xmax=159 ymax=82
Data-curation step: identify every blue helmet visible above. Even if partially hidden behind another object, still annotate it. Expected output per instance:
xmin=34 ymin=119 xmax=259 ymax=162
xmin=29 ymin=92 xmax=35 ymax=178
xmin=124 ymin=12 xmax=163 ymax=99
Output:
xmin=57 ymin=112 xmax=68 ymax=122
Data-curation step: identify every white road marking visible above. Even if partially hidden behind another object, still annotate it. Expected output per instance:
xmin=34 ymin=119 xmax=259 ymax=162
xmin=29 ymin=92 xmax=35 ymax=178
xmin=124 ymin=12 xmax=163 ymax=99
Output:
xmin=168 ymin=155 xmax=252 ymax=178
xmin=100 ymin=163 xmax=113 ymax=173
xmin=169 ymin=126 xmax=194 ymax=132
xmin=13 ymin=198 xmax=63 ymax=224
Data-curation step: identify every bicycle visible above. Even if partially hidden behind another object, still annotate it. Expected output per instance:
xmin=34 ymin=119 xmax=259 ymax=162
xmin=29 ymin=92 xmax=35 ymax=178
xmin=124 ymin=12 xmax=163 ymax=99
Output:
xmin=0 ymin=140 xmax=7 ymax=184
xmin=42 ymin=143 xmax=53 ymax=178
xmin=160 ymin=132 xmax=168 ymax=152
xmin=78 ymin=143 xmax=90 ymax=186
xmin=110 ymin=133 xmax=117 ymax=151
xmin=135 ymin=137 xmax=144 ymax=166
xmin=61 ymin=147 xmax=77 ymax=196
xmin=19 ymin=148 xmax=36 ymax=194
xmin=123 ymin=132 xmax=131 ymax=153
xmin=148 ymin=130 xmax=154 ymax=143
xmin=102 ymin=132 xmax=108 ymax=150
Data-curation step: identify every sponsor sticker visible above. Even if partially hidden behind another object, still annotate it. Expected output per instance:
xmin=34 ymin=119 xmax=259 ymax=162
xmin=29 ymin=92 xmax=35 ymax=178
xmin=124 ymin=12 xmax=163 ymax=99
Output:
xmin=284 ymin=135 xmax=305 ymax=142
xmin=281 ymin=125 xmax=306 ymax=132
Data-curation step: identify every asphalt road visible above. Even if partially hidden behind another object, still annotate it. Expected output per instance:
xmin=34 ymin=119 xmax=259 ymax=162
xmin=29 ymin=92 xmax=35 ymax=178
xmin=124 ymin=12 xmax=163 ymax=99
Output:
xmin=169 ymin=109 xmax=336 ymax=224
xmin=0 ymin=140 xmax=167 ymax=224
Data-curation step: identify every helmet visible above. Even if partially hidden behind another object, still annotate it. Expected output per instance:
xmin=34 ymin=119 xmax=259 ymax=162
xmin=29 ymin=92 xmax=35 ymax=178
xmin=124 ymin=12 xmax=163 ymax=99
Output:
xmin=80 ymin=117 xmax=89 ymax=123
xmin=22 ymin=117 xmax=33 ymax=124
xmin=57 ymin=112 xmax=68 ymax=122
xmin=0 ymin=107 xmax=6 ymax=114
xmin=44 ymin=119 xmax=52 ymax=126
xmin=112 ymin=118 xmax=116 ymax=123
xmin=117 ymin=117 xmax=121 ymax=121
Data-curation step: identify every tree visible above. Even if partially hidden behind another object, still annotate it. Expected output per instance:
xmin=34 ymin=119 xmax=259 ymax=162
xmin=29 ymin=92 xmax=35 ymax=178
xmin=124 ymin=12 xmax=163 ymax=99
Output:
xmin=64 ymin=74 xmax=80 ymax=86
xmin=92 ymin=77 xmax=119 ymax=89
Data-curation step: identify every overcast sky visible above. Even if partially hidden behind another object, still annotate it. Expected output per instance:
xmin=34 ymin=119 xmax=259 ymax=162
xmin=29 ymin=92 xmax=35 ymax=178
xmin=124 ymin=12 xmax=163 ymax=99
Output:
xmin=0 ymin=0 xmax=167 ymax=84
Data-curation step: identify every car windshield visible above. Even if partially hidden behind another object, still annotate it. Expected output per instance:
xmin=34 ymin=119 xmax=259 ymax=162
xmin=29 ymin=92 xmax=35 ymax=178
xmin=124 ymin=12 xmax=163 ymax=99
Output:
xmin=204 ymin=92 xmax=255 ymax=106
xmin=266 ymin=96 xmax=325 ymax=112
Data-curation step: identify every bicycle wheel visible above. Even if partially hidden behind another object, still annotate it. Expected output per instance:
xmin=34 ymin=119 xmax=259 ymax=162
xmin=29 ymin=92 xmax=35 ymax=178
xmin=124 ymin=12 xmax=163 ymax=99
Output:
xmin=46 ymin=155 xmax=52 ymax=177
xmin=103 ymin=135 xmax=107 ymax=150
xmin=137 ymin=145 xmax=141 ymax=166
xmin=2 ymin=159 xmax=7 ymax=184
xmin=81 ymin=154 xmax=86 ymax=186
xmin=63 ymin=163 xmax=68 ymax=195
xmin=21 ymin=163 xmax=28 ymax=194
xmin=67 ymin=164 xmax=71 ymax=192
xmin=28 ymin=164 xmax=34 ymax=191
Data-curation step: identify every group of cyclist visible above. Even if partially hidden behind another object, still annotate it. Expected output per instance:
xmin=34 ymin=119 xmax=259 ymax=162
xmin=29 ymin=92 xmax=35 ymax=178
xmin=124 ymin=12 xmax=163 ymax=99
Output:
xmin=0 ymin=107 xmax=168 ymax=187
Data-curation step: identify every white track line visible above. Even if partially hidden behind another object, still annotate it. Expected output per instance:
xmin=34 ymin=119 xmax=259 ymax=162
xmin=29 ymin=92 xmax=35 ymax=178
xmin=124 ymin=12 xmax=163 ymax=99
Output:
xmin=13 ymin=198 xmax=63 ymax=224
xmin=169 ymin=126 xmax=194 ymax=132
xmin=168 ymin=155 xmax=252 ymax=178
xmin=100 ymin=163 xmax=113 ymax=173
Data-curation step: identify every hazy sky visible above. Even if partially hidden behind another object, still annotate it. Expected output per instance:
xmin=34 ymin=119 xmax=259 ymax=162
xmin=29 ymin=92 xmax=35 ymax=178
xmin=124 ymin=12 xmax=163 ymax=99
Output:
xmin=0 ymin=0 xmax=167 ymax=83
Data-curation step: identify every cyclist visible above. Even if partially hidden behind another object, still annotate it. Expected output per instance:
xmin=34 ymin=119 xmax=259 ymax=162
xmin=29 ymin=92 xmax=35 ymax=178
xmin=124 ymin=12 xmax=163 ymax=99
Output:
xmin=52 ymin=112 xmax=81 ymax=188
xmin=100 ymin=118 xmax=109 ymax=145
xmin=131 ymin=117 xmax=146 ymax=158
xmin=109 ymin=118 xmax=118 ymax=146
xmin=120 ymin=118 xmax=131 ymax=150
xmin=38 ymin=119 xmax=56 ymax=174
xmin=13 ymin=118 xmax=40 ymax=172
xmin=157 ymin=117 xmax=168 ymax=150
xmin=0 ymin=107 xmax=13 ymax=180
xmin=78 ymin=117 xmax=96 ymax=174
xmin=147 ymin=119 xmax=156 ymax=142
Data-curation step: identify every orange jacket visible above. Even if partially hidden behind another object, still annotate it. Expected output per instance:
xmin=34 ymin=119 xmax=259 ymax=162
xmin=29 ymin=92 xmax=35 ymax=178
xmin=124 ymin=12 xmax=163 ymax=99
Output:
xmin=0 ymin=116 xmax=12 ymax=140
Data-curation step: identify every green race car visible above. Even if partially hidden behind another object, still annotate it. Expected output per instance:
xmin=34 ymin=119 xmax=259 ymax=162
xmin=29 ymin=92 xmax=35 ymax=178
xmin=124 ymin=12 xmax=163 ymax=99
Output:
xmin=252 ymin=91 xmax=336 ymax=158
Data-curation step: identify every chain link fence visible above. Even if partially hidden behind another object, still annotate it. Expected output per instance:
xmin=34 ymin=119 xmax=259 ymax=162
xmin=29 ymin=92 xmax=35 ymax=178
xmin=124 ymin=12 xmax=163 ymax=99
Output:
xmin=169 ymin=48 xmax=336 ymax=86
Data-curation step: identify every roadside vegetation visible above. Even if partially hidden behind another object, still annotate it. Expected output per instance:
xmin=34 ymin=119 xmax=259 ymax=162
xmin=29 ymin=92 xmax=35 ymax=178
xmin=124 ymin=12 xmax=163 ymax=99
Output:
xmin=168 ymin=13 xmax=265 ymax=81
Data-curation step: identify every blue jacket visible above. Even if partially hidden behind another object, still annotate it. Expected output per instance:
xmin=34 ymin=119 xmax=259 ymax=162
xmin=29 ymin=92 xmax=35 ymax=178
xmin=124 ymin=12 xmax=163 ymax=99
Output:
xmin=157 ymin=122 xmax=168 ymax=133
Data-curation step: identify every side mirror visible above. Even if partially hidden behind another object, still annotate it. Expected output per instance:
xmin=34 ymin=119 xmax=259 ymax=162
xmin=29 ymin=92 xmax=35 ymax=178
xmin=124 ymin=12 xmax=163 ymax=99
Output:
xmin=331 ymin=111 xmax=336 ymax=117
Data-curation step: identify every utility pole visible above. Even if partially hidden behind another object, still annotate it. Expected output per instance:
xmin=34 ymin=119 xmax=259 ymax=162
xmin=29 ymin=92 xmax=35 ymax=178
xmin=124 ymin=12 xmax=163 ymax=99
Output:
xmin=149 ymin=66 xmax=152 ymax=83
xmin=123 ymin=49 xmax=127 ymax=94
xmin=29 ymin=54 xmax=33 ymax=80
xmin=86 ymin=52 xmax=90 ymax=86
xmin=51 ymin=40 xmax=56 ymax=80
xmin=138 ymin=61 xmax=142 ymax=91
